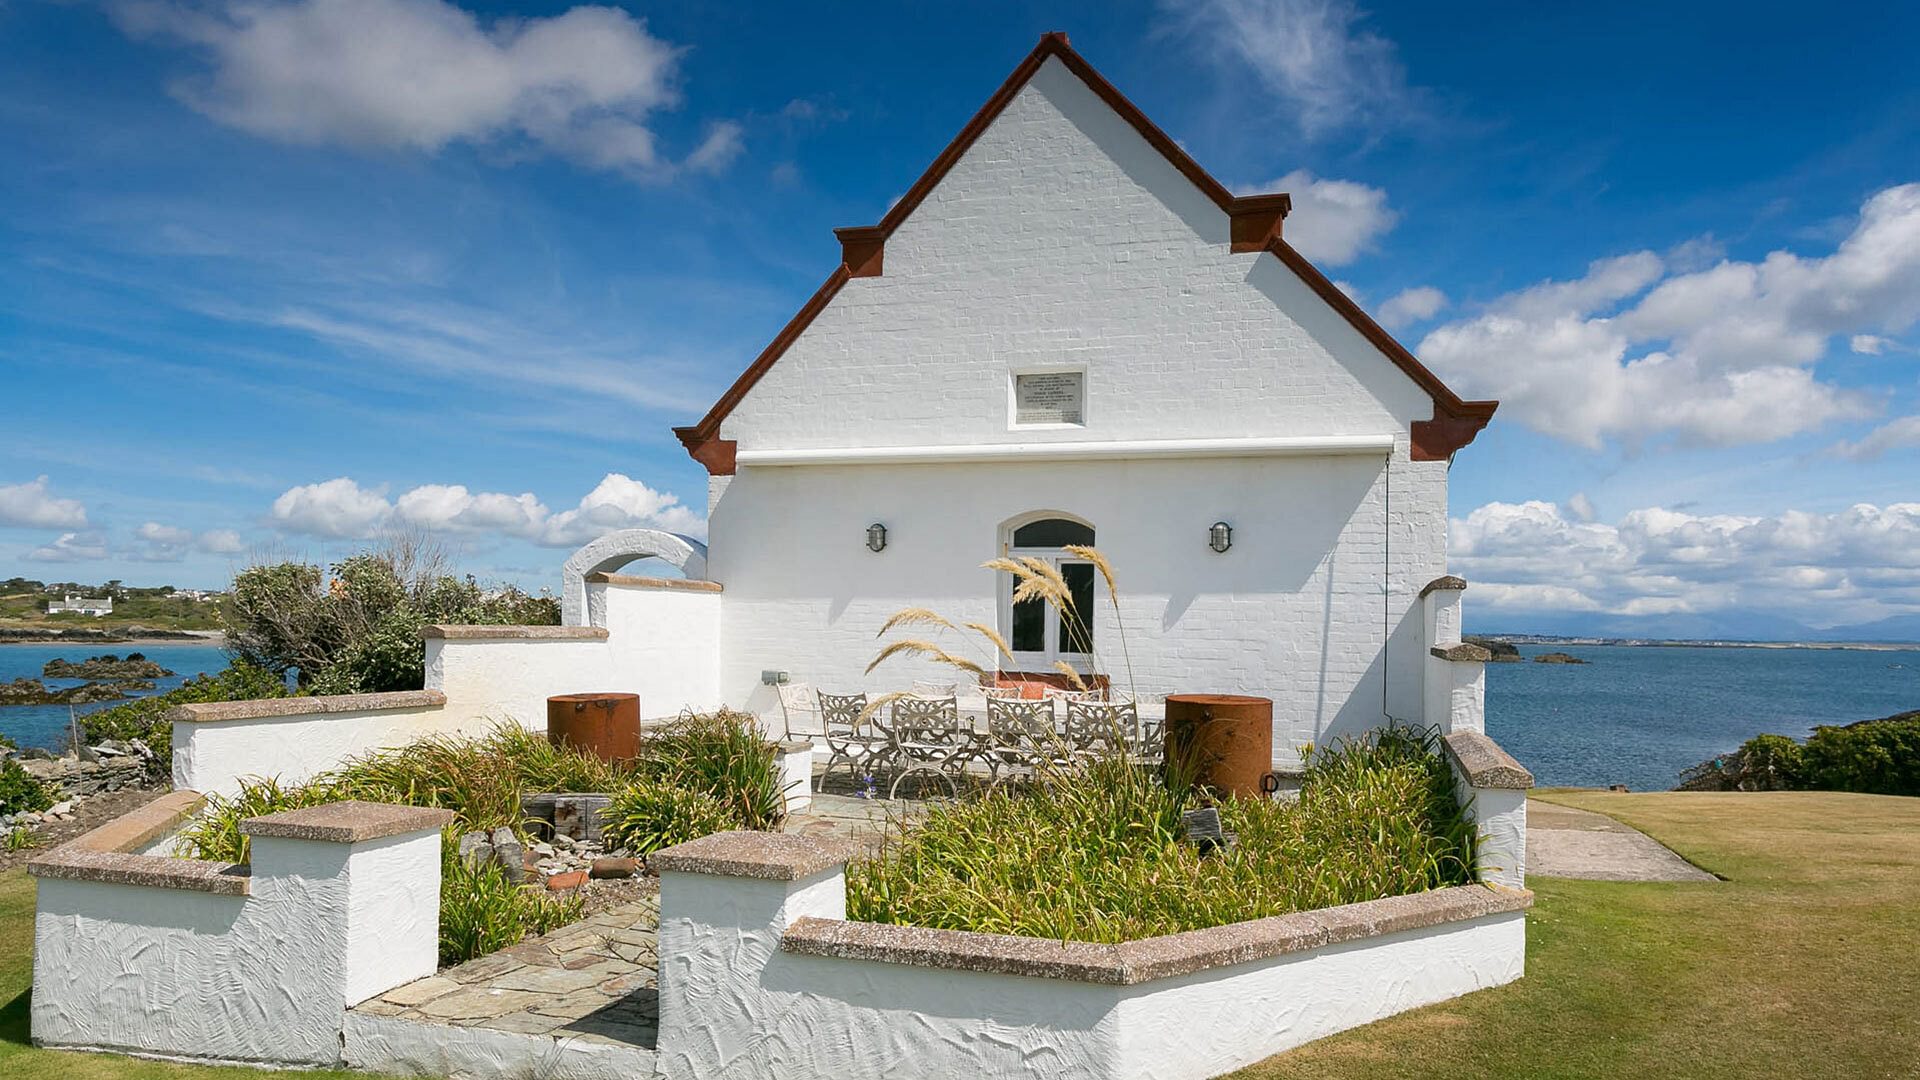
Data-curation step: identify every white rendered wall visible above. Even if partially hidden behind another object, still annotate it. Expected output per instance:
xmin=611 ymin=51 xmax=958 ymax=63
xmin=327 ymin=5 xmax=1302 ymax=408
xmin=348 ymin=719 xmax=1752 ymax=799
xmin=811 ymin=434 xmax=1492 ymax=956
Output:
xmin=1463 ymin=787 xmax=1527 ymax=889
xmin=32 ymin=830 xmax=443 ymax=1066
xmin=589 ymin=583 xmax=723 ymax=719
xmin=714 ymin=453 xmax=1443 ymax=766
xmin=174 ymin=704 xmax=485 ymax=798
xmin=425 ymin=637 xmax=627 ymax=730
xmin=1110 ymin=914 xmax=1524 ymax=1080
xmin=655 ymin=865 xmax=1524 ymax=1080
xmin=707 ymin=57 xmax=1450 ymax=762
xmin=655 ymin=869 xmax=1122 ymax=1080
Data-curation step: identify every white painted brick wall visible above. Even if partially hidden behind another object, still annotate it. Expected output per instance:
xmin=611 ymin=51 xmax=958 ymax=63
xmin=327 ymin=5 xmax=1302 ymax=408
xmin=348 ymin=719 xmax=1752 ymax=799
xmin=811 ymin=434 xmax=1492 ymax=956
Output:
xmin=703 ymin=55 xmax=1454 ymax=763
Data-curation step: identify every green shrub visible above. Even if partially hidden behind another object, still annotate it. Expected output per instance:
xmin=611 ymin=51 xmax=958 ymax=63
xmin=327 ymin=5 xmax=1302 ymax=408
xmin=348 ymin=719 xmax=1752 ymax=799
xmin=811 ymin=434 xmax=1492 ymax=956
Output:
xmin=633 ymin=710 xmax=785 ymax=830
xmin=1735 ymin=734 xmax=1805 ymax=791
xmin=602 ymin=779 xmax=739 ymax=856
xmin=0 ymin=760 xmax=57 ymax=816
xmin=1800 ymin=717 xmax=1920 ymax=797
xmin=225 ymin=541 xmax=560 ymax=694
xmin=846 ymin=725 xmax=1473 ymax=943
xmin=77 ymin=660 xmax=288 ymax=773
xmin=438 ymin=825 xmax=583 ymax=965
xmin=172 ymin=775 xmax=346 ymax=863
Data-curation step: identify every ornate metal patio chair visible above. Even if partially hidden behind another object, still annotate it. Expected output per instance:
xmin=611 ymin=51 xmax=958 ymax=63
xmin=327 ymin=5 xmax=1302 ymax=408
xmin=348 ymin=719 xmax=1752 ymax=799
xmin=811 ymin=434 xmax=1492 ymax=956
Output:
xmin=982 ymin=696 xmax=1060 ymax=787
xmin=887 ymin=695 xmax=970 ymax=799
xmin=1064 ymin=698 xmax=1140 ymax=762
xmin=775 ymin=681 xmax=819 ymax=739
xmin=817 ymin=690 xmax=885 ymax=792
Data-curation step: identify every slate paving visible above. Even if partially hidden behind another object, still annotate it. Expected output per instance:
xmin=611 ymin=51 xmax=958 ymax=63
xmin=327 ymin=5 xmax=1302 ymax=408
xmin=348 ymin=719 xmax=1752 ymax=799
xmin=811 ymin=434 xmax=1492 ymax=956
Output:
xmin=1527 ymin=799 xmax=1719 ymax=882
xmin=353 ymin=895 xmax=660 ymax=1050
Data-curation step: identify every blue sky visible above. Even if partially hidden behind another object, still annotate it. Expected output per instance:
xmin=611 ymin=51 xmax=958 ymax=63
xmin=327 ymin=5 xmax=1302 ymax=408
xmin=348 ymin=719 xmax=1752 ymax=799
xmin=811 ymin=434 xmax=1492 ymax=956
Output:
xmin=3 ymin=0 xmax=1919 ymax=635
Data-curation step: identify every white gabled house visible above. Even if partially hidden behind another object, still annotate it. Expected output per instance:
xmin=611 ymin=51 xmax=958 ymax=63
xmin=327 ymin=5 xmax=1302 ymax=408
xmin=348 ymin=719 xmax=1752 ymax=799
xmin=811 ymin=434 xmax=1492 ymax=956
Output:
xmin=46 ymin=36 xmax=1535 ymax=1079
xmin=652 ymin=32 xmax=1497 ymax=765
xmin=166 ymin=33 xmax=1508 ymax=795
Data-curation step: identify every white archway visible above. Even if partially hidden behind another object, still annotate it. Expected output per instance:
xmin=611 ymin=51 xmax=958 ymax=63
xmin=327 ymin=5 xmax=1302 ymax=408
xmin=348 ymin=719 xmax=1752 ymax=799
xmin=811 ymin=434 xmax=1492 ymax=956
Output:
xmin=561 ymin=529 xmax=710 ymax=626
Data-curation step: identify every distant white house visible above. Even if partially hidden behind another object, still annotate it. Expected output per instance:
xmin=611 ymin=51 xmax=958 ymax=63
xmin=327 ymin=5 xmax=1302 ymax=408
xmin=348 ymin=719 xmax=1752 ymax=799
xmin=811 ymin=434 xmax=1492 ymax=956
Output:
xmin=47 ymin=594 xmax=112 ymax=616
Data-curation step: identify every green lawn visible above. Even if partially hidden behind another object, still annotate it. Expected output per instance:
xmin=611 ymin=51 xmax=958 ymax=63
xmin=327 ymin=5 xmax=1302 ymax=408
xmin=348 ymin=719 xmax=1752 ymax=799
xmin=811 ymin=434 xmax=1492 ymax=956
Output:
xmin=4 ymin=791 xmax=1915 ymax=1078
xmin=1238 ymin=790 xmax=1920 ymax=1079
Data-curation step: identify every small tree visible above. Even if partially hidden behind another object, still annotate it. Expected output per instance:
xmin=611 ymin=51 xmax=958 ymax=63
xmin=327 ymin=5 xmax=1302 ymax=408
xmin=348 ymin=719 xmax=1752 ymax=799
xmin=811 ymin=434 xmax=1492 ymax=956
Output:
xmin=222 ymin=533 xmax=559 ymax=693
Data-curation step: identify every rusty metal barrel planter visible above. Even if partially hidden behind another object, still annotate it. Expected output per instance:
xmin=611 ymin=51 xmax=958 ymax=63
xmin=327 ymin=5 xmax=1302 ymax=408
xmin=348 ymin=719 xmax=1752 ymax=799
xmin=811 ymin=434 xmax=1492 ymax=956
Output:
xmin=1163 ymin=694 xmax=1275 ymax=797
xmin=546 ymin=692 xmax=641 ymax=762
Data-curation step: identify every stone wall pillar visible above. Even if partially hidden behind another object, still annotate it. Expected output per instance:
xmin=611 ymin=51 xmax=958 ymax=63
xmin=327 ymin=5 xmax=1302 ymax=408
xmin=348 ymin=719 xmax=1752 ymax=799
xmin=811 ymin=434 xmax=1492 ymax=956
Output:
xmin=1421 ymin=576 xmax=1487 ymax=734
xmin=1443 ymin=731 xmax=1534 ymax=889
xmin=651 ymin=831 xmax=855 ymax=1080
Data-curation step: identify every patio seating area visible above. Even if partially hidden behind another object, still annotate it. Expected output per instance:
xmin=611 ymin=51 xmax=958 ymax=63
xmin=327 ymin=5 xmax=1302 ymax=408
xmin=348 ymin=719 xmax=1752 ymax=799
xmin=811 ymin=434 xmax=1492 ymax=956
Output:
xmin=779 ymin=680 xmax=1165 ymax=798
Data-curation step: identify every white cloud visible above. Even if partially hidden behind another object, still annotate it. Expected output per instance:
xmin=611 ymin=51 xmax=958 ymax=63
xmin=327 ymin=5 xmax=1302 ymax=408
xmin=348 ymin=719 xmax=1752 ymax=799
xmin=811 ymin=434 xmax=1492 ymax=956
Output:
xmin=1378 ymin=285 xmax=1447 ymax=330
xmin=271 ymin=477 xmax=394 ymax=539
xmin=1831 ymin=415 xmax=1920 ymax=460
xmin=25 ymin=532 xmax=112 ymax=563
xmin=137 ymin=522 xmax=194 ymax=546
xmin=1850 ymin=334 xmax=1889 ymax=355
xmin=0 ymin=476 xmax=89 ymax=529
xmin=114 ymin=0 xmax=737 ymax=179
xmin=683 ymin=120 xmax=745 ymax=175
xmin=198 ymin=528 xmax=246 ymax=554
xmin=130 ymin=521 xmax=249 ymax=561
xmin=269 ymin=472 xmax=702 ymax=544
xmin=1161 ymin=0 xmax=1415 ymax=136
xmin=1239 ymin=170 xmax=1397 ymax=266
xmin=537 ymin=473 xmax=703 ymax=545
xmin=1566 ymin=492 xmax=1596 ymax=522
xmin=1419 ymin=186 xmax=1920 ymax=447
xmin=1451 ymin=499 xmax=1920 ymax=624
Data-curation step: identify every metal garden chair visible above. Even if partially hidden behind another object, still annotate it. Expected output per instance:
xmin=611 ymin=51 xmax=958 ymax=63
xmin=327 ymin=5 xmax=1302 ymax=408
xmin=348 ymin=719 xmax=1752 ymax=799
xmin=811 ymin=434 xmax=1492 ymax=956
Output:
xmin=887 ymin=695 xmax=970 ymax=799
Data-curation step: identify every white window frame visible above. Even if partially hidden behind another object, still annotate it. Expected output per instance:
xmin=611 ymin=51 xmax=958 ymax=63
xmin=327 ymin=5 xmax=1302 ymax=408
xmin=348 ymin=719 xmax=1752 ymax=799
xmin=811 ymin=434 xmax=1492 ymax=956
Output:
xmin=997 ymin=513 xmax=1097 ymax=672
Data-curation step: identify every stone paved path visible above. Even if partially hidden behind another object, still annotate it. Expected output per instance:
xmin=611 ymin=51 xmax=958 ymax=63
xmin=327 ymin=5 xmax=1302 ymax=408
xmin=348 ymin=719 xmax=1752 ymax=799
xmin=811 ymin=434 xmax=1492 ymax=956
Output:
xmin=782 ymin=791 xmax=925 ymax=854
xmin=354 ymin=896 xmax=660 ymax=1049
xmin=1527 ymin=799 xmax=1717 ymax=882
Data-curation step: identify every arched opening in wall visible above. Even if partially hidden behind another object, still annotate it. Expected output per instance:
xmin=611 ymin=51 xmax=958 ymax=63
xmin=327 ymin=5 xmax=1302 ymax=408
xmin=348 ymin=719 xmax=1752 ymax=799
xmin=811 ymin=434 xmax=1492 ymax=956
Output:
xmin=560 ymin=529 xmax=710 ymax=626
xmin=997 ymin=512 xmax=1098 ymax=680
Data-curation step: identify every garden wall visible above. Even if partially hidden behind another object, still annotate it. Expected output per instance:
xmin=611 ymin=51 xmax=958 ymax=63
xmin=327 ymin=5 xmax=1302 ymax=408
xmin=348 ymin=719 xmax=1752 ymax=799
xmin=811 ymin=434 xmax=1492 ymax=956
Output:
xmin=586 ymin=573 xmax=724 ymax=719
xmin=171 ymin=690 xmax=460 ymax=797
xmin=29 ymin=798 xmax=450 ymax=1068
xmin=424 ymin=624 xmax=624 ymax=729
xmin=649 ymin=832 xmax=1531 ymax=1080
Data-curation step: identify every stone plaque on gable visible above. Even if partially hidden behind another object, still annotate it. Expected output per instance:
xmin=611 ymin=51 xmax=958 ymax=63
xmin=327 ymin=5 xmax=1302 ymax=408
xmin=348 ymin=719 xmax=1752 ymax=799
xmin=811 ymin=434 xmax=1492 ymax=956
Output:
xmin=1014 ymin=371 xmax=1084 ymax=425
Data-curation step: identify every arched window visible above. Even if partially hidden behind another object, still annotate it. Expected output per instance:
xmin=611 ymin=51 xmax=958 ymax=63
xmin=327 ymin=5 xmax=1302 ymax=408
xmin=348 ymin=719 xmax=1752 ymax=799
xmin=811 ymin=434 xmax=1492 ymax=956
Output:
xmin=1000 ymin=514 xmax=1097 ymax=669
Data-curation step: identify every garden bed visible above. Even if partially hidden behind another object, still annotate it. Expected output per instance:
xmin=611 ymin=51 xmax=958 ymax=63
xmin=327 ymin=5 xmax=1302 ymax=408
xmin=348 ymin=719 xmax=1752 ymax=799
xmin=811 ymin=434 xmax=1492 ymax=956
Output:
xmin=847 ymin=725 xmax=1477 ymax=942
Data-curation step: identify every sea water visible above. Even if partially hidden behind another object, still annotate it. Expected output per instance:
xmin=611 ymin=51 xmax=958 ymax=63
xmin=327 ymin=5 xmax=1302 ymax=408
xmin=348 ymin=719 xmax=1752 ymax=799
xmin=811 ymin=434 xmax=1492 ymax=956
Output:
xmin=1487 ymin=643 xmax=1920 ymax=791
xmin=4 ymin=639 xmax=1915 ymax=791
xmin=0 ymin=642 xmax=228 ymax=750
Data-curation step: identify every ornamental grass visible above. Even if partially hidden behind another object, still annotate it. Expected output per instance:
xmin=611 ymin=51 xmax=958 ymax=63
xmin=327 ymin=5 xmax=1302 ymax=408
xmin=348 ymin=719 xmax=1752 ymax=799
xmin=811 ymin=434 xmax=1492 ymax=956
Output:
xmin=845 ymin=724 xmax=1476 ymax=943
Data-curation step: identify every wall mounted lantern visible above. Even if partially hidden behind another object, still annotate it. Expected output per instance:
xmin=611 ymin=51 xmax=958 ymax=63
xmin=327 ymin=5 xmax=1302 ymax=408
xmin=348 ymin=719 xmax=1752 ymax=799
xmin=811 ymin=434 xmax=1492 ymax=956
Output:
xmin=866 ymin=522 xmax=888 ymax=553
xmin=1208 ymin=521 xmax=1233 ymax=553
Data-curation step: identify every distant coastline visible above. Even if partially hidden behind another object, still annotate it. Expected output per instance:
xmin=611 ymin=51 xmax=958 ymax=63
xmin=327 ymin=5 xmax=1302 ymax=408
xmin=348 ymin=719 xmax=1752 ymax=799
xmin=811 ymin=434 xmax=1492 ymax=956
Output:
xmin=1479 ymin=633 xmax=1919 ymax=653
xmin=0 ymin=629 xmax=226 ymax=647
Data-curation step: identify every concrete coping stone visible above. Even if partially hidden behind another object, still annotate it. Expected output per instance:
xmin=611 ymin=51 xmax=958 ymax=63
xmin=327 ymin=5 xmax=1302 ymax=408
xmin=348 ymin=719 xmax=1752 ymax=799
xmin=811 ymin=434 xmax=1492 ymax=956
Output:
xmin=28 ymin=848 xmax=250 ymax=896
xmin=650 ymin=830 xmax=858 ymax=881
xmin=1431 ymin=642 xmax=1493 ymax=663
xmin=1443 ymin=730 xmax=1536 ymax=790
xmin=63 ymin=789 xmax=207 ymax=854
xmin=169 ymin=689 xmax=446 ymax=724
xmin=583 ymin=572 xmax=724 ymax=593
xmin=780 ymin=884 xmax=1532 ymax=985
xmin=241 ymin=800 xmax=456 ymax=844
xmin=775 ymin=738 xmax=816 ymax=753
xmin=1419 ymin=574 xmax=1468 ymax=597
xmin=422 ymin=624 xmax=610 ymax=640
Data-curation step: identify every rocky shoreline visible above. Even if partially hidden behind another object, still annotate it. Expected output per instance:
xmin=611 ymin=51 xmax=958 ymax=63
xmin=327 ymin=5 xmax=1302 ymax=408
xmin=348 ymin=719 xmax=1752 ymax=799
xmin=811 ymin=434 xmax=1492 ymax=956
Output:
xmin=0 ymin=627 xmax=220 ymax=644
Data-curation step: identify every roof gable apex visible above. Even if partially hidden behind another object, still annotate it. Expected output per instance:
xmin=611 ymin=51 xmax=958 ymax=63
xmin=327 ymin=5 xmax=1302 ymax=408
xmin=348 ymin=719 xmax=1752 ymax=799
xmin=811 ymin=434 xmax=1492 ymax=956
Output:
xmin=674 ymin=33 xmax=1495 ymax=474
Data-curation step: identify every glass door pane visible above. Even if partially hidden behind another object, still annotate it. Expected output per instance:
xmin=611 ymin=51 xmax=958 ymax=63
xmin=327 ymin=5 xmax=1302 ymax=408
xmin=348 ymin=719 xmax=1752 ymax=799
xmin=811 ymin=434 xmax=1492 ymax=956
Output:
xmin=1059 ymin=562 xmax=1094 ymax=655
